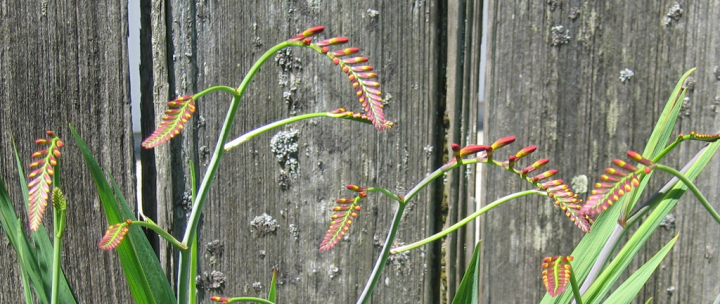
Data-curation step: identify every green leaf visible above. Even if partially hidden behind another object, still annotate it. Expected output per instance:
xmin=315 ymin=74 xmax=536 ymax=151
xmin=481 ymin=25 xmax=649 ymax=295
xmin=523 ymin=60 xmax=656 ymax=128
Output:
xmin=540 ymin=69 xmax=708 ymax=304
xmin=189 ymin=159 xmax=198 ymax=304
xmin=70 ymin=125 xmax=175 ymax=304
xmin=582 ymin=139 xmax=720 ymax=304
xmin=620 ymin=69 xmax=695 ymax=222
xmin=15 ymin=217 xmax=33 ymax=304
xmin=0 ymin=140 xmax=77 ymax=304
xmin=451 ymin=241 xmax=481 ymax=304
xmin=603 ymin=234 xmax=678 ymax=304
xmin=268 ymin=268 xmax=278 ymax=302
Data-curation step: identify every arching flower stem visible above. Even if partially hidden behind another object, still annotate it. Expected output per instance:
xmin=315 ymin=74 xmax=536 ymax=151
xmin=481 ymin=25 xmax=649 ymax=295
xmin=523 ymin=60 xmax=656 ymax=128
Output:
xmin=390 ymin=189 xmax=543 ymax=254
xmin=176 ymin=40 xmax=297 ymax=303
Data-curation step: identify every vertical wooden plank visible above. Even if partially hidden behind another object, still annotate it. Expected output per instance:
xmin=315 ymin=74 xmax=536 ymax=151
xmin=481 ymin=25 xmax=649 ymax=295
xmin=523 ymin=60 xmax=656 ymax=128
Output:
xmin=142 ymin=0 xmax=484 ymax=303
xmin=483 ymin=0 xmax=720 ymax=303
xmin=443 ymin=0 xmax=483 ymax=302
xmin=0 ymin=0 xmax=134 ymax=302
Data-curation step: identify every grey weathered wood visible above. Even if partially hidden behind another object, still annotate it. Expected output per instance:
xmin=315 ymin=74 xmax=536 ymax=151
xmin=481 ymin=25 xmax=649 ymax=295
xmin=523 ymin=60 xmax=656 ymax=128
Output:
xmin=142 ymin=1 xmax=479 ymax=303
xmin=0 ymin=0 xmax=135 ymax=302
xmin=443 ymin=0 xmax=483 ymax=302
xmin=483 ymin=1 xmax=720 ymax=303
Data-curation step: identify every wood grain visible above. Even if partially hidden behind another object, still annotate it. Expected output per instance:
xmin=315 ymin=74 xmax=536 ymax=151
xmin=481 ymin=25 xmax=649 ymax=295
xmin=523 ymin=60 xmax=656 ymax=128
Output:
xmin=143 ymin=1 xmax=479 ymax=303
xmin=0 ymin=0 xmax=135 ymax=302
xmin=483 ymin=1 xmax=720 ymax=303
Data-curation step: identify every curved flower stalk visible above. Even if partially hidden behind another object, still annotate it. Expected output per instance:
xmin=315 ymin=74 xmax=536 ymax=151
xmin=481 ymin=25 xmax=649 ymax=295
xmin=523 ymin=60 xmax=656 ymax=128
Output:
xmin=580 ymin=131 xmax=720 ymax=225
xmin=144 ymin=26 xmax=391 ymax=153
xmin=28 ymin=131 xmax=63 ymax=231
xmin=132 ymin=26 xmax=392 ymax=303
xmin=297 ymin=27 xmax=392 ymax=131
xmin=327 ymin=136 xmax=591 ymax=254
xmin=98 ymin=218 xmax=187 ymax=251
xmin=325 ymin=136 xmax=590 ymax=303
xmin=223 ymin=108 xmax=393 ymax=151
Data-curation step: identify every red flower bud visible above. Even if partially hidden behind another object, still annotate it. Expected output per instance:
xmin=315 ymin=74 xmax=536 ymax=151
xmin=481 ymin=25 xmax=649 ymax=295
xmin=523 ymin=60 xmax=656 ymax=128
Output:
xmin=315 ymin=37 xmax=349 ymax=47
xmin=451 ymin=143 xmax=461 ymax=152
xmin=531 ymin=169 xmax=558 ymax=182
xmin=288 ymin=25 xmax=325 ymax=41
xmin=331 ymin=47 xmax=360 ymax=57
xmin=491 ymin=136 xmax=516 ymax=150
xmin=626 ymin=151 xmax=654 ymax=166
xmin=515 ymin=146 xmax=537 ymax=159
xmin=459 ymin=145 xmax=491 ymax=157
xmin=346 ymin=184 xmax=367 ymax=192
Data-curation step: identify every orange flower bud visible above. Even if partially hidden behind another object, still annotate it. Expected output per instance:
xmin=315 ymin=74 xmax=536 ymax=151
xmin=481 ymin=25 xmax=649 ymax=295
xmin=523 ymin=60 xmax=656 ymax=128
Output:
xmin=491 ymin=136 xmax=516 ymax=150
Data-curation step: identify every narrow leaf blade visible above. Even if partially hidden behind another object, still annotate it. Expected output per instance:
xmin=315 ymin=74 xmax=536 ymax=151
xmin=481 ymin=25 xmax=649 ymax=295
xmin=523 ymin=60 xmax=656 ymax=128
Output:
xmin=70 ymin=125 xmax=174 ymax=304
xmin=582 ymin=141 xmax=720 ymax=304
xmin=603 ymin=234 xmax=679 ymax=304
xmin=268 ymin=268 xmax=278 ymax=302
xmin=451 ymin=241 xmax=482 ymax=304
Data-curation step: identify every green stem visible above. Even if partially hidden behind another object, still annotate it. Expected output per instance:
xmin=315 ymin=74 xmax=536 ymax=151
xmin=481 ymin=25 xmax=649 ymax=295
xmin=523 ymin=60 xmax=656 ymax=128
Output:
xmin=51 ymin=208 xmax=65 ymax=304
xmin=189 ymin=159 xmax=198 ymax=304
xmin=224 ymin=112 xmax=331 ymax=151
xmin=193 ymin=85 xmax=239 ymax=99
xmin=569 ymin=266 xmax=583 ymax=304
xmin=356 ymin=155 xmax=543 ymax=302
xmin=653 ymin=164 xmax=720 ymax=225
xmin=177 ymin=40 xmax=299 ymax=303
xmin=367 ymin=187 xmax=400 ymax=201
xmin=356 ymin=203 xmax=406 ymax=304
xmin=390 ymin=190 xmax=543 ymax=254
xmin=16 ymin=218 xmax=32 ymax=304
xmin=129 ymin=221 xmax=188 ymax=251
xmin=224 ymin=297 xmax=275 ymax=304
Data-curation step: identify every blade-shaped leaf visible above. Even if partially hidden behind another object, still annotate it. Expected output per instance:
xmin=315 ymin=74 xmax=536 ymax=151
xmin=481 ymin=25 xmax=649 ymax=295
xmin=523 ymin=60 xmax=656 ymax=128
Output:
xmin=0 ymin=184 xmax=51 ymax=304
xmin=620 ymin=69 xmax=695 ymax=222
xmin=70 ymin=125 xmax=175 ymax=304
xmin=540 ymin=69 xmax=707 ymax=304
xmin=268 ymin=268 xmax=278 ymax=302
xmin=451 ymin=241 xmax=482 ymax=304
xmin=15 ymin=217 xmax=33 ymax=304
xmin=581 ymin=141 xmax=720 ymax=304
xmin=0 ymin=139 xmax=78 ymax=304
xmin=603 ymin=234 xmax=679 ymax=304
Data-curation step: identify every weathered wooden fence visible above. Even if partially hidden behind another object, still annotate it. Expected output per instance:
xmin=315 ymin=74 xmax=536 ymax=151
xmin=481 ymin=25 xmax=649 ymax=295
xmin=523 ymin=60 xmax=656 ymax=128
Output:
xmin=0 ymin=0 xmax=479 ymax=303
xmin=3 ymin=0 xmax=718 ymax=303
xmin=483 ymin=1 xmax=720 ymax=303
xmin=0 ymin=0 xmax=136 ymax=302
xmin=143 ymin=1 xmax=480 ymax=303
